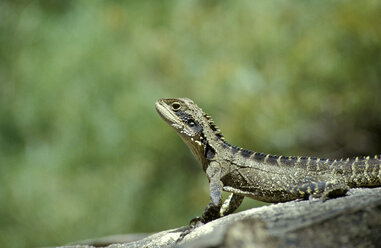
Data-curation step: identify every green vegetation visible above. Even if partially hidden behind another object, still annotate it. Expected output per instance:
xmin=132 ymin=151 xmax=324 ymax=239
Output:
xmin=1 ymin=1 xmax=380 ymax=247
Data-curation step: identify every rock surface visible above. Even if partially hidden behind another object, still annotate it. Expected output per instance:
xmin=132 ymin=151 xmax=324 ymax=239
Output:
xmin=62 ymin=187 xmax=381 ymax=248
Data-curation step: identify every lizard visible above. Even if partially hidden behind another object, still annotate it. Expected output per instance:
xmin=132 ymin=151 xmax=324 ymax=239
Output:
xmin=155 ymin=97 xmax=381 ymax=234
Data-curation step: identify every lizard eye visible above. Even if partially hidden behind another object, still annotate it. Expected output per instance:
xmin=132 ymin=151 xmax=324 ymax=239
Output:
xmin=171 ymin=102 xmax=181 ymax=111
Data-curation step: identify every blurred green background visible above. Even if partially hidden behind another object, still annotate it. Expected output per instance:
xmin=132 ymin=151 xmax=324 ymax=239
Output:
xmin=1 ymin=0 xmax=380 ymax=247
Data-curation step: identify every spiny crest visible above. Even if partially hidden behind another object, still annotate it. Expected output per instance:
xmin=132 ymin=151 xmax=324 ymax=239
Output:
xmin=180 ymin=98 xmax=224 ymax=140
xmin=203 ymin=112 xmax=224 ymax=140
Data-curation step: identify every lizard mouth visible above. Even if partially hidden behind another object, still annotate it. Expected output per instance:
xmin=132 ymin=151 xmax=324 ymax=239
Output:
xmin=155 ymin=100 xmax=181 ymax=127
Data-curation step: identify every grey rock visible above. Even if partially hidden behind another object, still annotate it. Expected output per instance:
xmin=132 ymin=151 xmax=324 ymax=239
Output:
xmin=62 ymin=187 xmax=381 ymax=248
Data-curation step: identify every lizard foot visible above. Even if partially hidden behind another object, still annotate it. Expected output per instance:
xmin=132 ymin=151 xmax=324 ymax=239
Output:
xmin=292 ymin=182 xmax=349 ymax=203
xmin=307 ymin=185 xmax=349 ymax=204
xmin=176 ymin=217 xmax=204 ymax=242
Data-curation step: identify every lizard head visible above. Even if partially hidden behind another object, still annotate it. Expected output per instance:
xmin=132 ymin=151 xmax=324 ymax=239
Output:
xmin=155 ymin=98 xmax=205 ymax=143
xmin=156 ymin=98 xmax=224 ymax=167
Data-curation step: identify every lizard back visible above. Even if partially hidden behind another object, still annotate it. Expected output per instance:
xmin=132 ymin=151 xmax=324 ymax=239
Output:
xmin=219 ymin=141 xmax=381 ymax=202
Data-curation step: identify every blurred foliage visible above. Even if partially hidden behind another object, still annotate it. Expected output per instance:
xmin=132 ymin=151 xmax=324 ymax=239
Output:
xmin=0 ymin=0 xmax=380 ymax=247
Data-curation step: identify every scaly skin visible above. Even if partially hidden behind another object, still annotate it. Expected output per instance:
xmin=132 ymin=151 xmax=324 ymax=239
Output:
xmin=155 ymin=98 xmax=381 ymax=227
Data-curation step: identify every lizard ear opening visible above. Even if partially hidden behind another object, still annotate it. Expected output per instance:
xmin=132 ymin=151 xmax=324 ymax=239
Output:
xmin=187 ymin=119 xmax=196 ymax=127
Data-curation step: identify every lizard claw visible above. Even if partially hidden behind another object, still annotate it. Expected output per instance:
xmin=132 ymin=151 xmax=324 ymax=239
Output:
xmin=189 ymin=216 xmax=204 ymax=227
xmin=176 ymin=217 xmax=204 ymax=242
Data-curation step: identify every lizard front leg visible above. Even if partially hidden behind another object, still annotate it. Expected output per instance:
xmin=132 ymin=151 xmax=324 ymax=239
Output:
xmin=198 ymin=162 xmax=245 ymax=221
xmin=201 ymin=161 xmax=224 ymax=222
xmin=177 ymin=162 xmax=224 ymax=241
xmin=189 ymin=161 xmax=224 ymax=226
xmin=220 ymin=193 xmax=244 ymax=216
